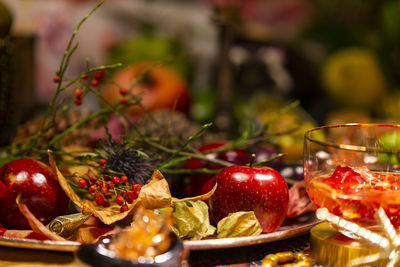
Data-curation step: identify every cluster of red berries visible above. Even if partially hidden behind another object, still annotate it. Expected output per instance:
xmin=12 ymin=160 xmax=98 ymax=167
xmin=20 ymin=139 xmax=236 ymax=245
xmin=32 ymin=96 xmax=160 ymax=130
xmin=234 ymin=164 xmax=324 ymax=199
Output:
xmin=119 ymin=87 xmax=128 ymax=105
xmin=74 ymin=88 xmax=83 ymax=106
xmin=53 ymin=68 xmax=107 ymax=106
xmin=77 ymin=161 xmax=142 ymax=213
xmin=90 ymin=69 xmax=106 ymax=87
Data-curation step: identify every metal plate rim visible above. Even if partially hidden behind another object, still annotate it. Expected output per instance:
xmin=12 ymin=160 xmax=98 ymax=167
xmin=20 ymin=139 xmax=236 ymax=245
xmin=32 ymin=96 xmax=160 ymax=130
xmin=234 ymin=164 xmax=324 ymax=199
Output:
xmin=0 ymin=212 xmax=318 ymax=252
xmin=184 ymin=212 xmax=319 ymax=250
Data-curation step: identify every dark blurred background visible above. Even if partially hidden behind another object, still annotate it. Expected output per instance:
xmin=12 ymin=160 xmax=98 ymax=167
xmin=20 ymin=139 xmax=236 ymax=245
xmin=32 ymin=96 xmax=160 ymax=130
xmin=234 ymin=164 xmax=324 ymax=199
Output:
xmin=1 ymin=0 xmax=400 ymax=161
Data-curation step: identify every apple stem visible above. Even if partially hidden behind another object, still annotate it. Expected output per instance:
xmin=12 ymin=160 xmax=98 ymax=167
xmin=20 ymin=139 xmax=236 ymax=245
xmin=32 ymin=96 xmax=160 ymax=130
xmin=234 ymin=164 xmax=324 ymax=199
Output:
xmin=249 ymin=153 xmax=256 ymax=167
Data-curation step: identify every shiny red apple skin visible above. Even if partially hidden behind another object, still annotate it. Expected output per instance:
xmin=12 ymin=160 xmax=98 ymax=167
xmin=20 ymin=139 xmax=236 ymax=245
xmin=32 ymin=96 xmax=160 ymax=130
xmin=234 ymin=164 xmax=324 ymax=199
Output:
xmin=0 ymin=159 xmax=69 ymax=229
xmin=210 ymin=165 xmax=289 ymax=233
xmin=183 ymin=142 xmax=249 ymax=197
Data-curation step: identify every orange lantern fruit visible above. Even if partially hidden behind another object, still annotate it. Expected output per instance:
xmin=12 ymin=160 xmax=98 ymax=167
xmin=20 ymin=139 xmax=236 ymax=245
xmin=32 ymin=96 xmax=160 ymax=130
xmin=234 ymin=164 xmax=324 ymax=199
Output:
xmin=102 ymin=62 xmax=189 ymax=115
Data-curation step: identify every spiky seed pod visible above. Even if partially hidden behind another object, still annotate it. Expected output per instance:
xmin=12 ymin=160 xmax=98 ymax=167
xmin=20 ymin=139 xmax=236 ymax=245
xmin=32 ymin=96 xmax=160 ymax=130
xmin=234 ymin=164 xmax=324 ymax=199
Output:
xmin=102 ymin=138 xmax=154 ymax=185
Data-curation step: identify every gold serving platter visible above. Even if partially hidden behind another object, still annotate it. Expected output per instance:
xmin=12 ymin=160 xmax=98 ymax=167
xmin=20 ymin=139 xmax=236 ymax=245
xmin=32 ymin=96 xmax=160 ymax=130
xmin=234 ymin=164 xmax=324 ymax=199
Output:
xmin=0 ymin=212 xmax=318 ymax=252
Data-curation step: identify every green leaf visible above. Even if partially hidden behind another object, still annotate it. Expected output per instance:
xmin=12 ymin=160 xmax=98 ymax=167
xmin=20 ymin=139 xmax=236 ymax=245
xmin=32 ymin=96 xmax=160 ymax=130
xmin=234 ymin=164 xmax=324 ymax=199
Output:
xmin=171 ymin=200 xmax=215 ymax=240
xmin=217 ymin=211 xmax=262 ymax=238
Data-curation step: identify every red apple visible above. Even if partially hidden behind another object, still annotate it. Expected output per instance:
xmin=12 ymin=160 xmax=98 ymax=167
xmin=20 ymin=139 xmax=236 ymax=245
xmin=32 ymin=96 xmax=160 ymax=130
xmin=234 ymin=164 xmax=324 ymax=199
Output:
xmin=210 ymin=165 xmax=289 ymax=233
xmin=0 ymin=159 xmax=70 ymax=229
xmin=182 ymin=142 xmax=248 ymax=197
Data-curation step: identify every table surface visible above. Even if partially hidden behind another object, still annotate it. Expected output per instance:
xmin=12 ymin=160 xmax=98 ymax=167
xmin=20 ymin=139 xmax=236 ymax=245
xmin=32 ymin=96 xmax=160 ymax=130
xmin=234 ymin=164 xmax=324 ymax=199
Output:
xmin=0 ymin=234 xmax=311 ymax=267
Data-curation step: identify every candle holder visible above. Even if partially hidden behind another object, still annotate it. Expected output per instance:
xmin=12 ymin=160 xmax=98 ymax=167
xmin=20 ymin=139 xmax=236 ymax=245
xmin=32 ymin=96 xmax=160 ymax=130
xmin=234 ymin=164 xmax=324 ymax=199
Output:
xmin=212 ymin=4 xmax=240 ymax=133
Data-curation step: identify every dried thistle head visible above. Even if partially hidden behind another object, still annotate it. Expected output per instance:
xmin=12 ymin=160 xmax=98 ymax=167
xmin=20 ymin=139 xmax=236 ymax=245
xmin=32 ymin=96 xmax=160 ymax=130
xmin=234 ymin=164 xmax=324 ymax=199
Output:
xmin=101 ymin=134 xmax=154 ymax=185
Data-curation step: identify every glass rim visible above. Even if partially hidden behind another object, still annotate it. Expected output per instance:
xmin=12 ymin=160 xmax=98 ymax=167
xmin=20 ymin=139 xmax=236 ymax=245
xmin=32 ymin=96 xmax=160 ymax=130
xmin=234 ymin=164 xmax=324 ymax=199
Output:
xmin=304 ymin=123 xmax=400 ymax=153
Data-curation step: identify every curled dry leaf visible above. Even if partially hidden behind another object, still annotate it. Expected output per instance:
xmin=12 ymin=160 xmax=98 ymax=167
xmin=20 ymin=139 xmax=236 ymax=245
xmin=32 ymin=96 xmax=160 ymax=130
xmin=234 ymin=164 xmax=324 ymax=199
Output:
xmin=217 ymin=211 xmax=262 ymax=238
xmin=15 ymin=194 xmax=66 ymax=241
xmin=172 ymin=182 xmax=217 ymax=203
xmin=286 ymin=181 xmax=315 ymax=218
xmin=48 ymin=151 xmax=172 ymax=225
xmin=136 ymin=170 xmax=172 ymax=210
xmin=49 ymin=151 xmax=85 ymax=207
xmin=4 ymin=231 xmax=50 ymax=241
xmin=3 ymin=230 xmax=34 ymax=239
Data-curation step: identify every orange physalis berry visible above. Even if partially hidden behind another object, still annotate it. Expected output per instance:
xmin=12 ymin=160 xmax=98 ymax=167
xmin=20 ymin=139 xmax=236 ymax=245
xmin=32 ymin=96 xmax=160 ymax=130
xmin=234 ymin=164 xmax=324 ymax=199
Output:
xmin=132 ymin=184 xmax=142 ymax=192
xmin=126 ymin=192 xmax=135 ymax=204
xmin=91 ymin=79 xmax=99 ymax=87
xmin=116 ymin=195 xmax=124 ymax=206
xmin=111 ymin=176 xmax=120 ymax=185
xmin=95 ymin=194 xmax=105 ymax=205
xmin=78 ymin=179 xmax=88 ymax=188
xmin=120 ymin=205 xmax=129 ymax=213
xmin=89 ymin=185 xmax=97 ymax=194
xmin=75 ymin=89 xmax=83 ymax=98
